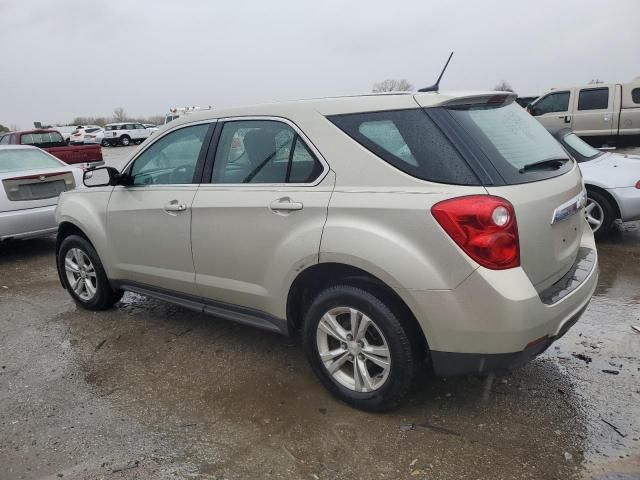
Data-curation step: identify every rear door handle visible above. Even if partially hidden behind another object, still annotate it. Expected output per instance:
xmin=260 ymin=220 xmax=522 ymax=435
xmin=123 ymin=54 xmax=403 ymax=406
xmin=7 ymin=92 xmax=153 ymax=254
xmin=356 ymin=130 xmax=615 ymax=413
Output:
xmin=163 ymin=201 xmax=188 ymax=213
xmin=270 ymin=198 xmax=303 ymax=212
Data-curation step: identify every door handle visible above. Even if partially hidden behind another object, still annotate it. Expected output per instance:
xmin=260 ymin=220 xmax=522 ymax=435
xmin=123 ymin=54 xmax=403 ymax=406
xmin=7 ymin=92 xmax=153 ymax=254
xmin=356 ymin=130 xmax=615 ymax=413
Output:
xmin=163 ymin=201 xmax=188 ymax=212
xmin=269 ymin=197 xmax=303 ymax=212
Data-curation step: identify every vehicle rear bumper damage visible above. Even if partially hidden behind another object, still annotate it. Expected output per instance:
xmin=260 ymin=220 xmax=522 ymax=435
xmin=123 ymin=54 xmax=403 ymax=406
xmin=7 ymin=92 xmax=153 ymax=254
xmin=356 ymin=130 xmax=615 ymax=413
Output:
xmin=398 ymin=234 xmax=598 ymax=376
xmin=0 ymin=205 xmax=57 ymax=240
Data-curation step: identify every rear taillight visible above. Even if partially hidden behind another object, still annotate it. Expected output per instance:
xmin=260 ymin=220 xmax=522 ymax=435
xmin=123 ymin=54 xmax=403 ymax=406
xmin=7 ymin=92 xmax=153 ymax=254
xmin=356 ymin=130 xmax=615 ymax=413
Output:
xmin=635 ymin=180 xmax=640 ymax=190
xmin=431 ymin=195 xmax=520 ymax=270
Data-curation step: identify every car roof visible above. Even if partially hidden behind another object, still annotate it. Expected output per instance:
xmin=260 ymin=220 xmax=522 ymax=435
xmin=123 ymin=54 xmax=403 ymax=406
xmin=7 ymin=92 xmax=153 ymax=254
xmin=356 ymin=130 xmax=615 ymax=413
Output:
xmin=167 ymin=91 xmax=514 ymax=127
xmin=105 ymin=122 xmax=138 ymax=126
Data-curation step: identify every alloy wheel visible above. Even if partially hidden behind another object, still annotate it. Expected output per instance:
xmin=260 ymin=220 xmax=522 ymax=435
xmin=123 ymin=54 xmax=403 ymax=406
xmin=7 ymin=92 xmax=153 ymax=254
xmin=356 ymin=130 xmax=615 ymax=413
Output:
xmin=585 ymin=198 xmax=604 ymax=232
xmin=316 ymin=306 xmax=391 ymax=392
xmin=64 ymin=248 xmax=98 ymax=301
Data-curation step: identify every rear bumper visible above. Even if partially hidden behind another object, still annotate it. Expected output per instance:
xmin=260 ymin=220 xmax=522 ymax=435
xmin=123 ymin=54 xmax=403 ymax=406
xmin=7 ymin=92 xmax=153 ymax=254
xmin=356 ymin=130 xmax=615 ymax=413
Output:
xmin=397 ymin=227 xmax=598 ymax=376
xmin=0 ymin=205 xmax=57 ymax=240
xmin=608 ymin=186 xmax=640 ymax=222
xmin=430 ymin=302 xmax=588 ymax=375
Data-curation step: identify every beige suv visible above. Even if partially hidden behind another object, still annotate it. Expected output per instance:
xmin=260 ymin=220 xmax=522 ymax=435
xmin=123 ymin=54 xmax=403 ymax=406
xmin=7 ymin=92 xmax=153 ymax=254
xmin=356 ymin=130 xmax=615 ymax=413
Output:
xmin=55 ymin=92 xmax=598 ymax=411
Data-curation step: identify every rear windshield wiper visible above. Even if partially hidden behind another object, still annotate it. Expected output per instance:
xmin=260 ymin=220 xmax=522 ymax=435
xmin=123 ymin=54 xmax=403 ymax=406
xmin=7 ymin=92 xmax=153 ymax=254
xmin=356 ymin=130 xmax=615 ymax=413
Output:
xmin=519 ymin=158 xmax=569 ymax=173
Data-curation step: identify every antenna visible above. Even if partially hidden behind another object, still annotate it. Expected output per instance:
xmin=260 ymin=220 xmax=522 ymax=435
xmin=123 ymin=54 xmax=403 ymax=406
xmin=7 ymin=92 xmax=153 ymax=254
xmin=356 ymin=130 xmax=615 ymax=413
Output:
xmin=418 ymin=51 xmax=454 ymax=92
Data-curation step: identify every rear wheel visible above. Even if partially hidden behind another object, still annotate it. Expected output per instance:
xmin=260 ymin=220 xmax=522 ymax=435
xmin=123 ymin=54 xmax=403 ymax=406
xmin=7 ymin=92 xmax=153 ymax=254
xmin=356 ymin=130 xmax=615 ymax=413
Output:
xmin=101 ymin=139 xmax=110 ymax=147
xmin=57 ymin=235 xmax=123 ymax=310
xmin=585 ymin=190 xmax=615 ymax=237
xmin=302 ymin=285 xmax=421 ymax=412
xmin=120 ymin=135 xmax=131 ymax=146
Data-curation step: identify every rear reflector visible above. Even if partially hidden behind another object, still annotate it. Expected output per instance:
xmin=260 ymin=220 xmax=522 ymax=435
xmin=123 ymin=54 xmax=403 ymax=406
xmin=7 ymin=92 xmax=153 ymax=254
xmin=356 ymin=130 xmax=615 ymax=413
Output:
xmin=431 ymin=195 xmax=520 ymax=270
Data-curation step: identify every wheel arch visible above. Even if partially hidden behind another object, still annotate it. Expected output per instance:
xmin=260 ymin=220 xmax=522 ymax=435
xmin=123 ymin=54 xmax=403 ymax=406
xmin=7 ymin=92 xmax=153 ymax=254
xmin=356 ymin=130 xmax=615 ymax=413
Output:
xmin=585 ymin=183 xmax=621 ymax=219
xmin=286 ymin=262 xmax=429 ymax=358
xmin=56 ymin=221 xmax=95 ymax=288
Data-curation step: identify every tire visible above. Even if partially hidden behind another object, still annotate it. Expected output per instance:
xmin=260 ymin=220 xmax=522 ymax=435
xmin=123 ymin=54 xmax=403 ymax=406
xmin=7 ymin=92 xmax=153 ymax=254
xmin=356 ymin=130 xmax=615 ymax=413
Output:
xmin=302 ymin=284 xmax=421 ymax=412
xmin=133 ymin=139 xmax=142 ymax=145
xmin=120 ymin=135 xmax=131 ymax=146
xmin=57 ymin=235 xmax=123 ymax=310
xmin=101 ymin=139 xmax=109 ymax=147
xmin=585 ymin=189 xmax=615 ymax=238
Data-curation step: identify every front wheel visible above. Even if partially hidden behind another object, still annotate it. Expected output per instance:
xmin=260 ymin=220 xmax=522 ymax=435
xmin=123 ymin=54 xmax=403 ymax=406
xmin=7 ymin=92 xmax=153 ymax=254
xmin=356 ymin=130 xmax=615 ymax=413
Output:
xmin=120 ymin=135 xmax=131 ymax=146
xmin=57 ymin=235 xmax=123 ymax=310
xmin=585 ymin=190 xmax=615 ymax=237
xmin=302 ymin=285 xmax=421 ymax=412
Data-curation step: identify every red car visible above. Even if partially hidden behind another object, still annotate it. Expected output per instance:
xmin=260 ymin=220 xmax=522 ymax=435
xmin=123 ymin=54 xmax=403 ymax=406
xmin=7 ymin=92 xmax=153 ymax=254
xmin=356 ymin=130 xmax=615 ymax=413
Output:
xmin=0 ymin=129 xmax=103 ymax=167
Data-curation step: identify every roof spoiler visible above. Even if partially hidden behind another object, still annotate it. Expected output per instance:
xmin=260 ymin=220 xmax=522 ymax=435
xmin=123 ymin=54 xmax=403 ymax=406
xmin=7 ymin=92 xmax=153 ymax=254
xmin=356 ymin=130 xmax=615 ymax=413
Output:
xmin=439 ymin=93 xmax=517 ymax=108
xmin=418 ymin=52 xmax=454 ymax=93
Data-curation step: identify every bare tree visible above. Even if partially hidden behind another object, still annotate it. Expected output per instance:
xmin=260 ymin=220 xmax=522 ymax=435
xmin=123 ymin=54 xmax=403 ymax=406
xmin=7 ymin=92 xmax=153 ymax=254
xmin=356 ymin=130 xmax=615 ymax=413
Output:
xmin=494 ymin=80 xmax=514 ymax=92
xmin=112 ymin=107 xmax=127 ymax=122
xmin=372 ymin=79 xmax=414 ymax=93
xmin=588 ymin=79 xmax=604 ymax=84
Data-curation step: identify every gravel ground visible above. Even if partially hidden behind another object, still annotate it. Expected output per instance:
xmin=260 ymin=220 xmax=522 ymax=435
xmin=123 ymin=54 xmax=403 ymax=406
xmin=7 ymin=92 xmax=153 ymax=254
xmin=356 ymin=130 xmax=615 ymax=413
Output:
xmin=0 ymin=146 xmax=639 ymax=480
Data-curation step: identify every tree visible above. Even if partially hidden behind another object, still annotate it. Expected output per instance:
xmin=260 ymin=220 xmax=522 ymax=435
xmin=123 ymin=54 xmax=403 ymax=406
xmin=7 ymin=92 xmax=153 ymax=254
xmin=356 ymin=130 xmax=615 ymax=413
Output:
xmin=0 ymin=124 xmax=9 ymax=133
xmin=494 ymin=80 xmax=514 ymax=92
xmin=372 ymin=79 xmax=414 ymax=93
xmin=112 ymin=107 xmax=127 ymax=122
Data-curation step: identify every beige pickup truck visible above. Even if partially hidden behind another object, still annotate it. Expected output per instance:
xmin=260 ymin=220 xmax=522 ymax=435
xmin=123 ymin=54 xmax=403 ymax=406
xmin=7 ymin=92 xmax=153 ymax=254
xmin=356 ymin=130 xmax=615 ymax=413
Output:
xmin=529 ymin=77 xmax=640 ymax=144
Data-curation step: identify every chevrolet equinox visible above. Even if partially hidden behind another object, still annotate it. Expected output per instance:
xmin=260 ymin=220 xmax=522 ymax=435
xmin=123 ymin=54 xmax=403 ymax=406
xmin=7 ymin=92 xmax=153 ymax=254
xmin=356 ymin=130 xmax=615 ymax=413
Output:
xmin=55 ymin=92 xmax=598 ymax=411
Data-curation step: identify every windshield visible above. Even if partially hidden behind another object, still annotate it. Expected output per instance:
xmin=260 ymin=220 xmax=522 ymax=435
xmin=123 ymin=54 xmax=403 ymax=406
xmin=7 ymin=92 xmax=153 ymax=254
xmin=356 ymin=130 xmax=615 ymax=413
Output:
xmin=0 ymin=149 xmax=62 ymax=173
xmin=562 ymin=133 xmax=602 ymax=161
xmin=447 ymin=102 xmax=572 ymax=184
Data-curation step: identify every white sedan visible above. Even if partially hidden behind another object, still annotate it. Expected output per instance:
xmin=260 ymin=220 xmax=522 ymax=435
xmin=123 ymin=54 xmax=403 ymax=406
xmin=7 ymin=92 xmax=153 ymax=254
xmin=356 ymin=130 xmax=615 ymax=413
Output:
xmin=554 ymin=129 xmax=640 ymax=236
xmin=0 ymin=146 xmax=83 ymax=241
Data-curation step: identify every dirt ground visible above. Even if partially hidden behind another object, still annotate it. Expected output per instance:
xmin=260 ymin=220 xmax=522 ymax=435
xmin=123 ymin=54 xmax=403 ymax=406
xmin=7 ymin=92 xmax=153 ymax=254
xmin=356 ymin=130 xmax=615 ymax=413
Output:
xmin=0 ymin=146 xmax=639 ymax=480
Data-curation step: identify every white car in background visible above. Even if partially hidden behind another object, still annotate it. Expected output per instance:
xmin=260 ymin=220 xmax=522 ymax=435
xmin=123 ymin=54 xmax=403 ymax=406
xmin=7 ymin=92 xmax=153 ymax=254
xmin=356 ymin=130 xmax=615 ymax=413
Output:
xmin=143 ymin=123 xmax=159 ymax=134
xmin=70 ymin=126 xmax=102 ymax=145
xmin=56 ymin=126 xmax=79 ymax=145
xmin=0 ymin=145 xmax=83 ymax=241
xmin=103 ymin=122 xmax=151 ymax=146
xmin=554 ymin=128 xmax=640 ymax=236
xmin=82 ymin=128 xmax=105 ymax=146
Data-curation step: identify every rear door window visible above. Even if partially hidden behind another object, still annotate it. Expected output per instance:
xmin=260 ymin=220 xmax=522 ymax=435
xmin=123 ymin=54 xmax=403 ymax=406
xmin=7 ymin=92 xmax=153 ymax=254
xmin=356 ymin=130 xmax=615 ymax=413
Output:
xmin=578 ymin=88 xmax=609 ymax=110
xmin=633 ymin=88 xmax=640 ymax=104
xmin=328 ymin=109 xmax=479 ymax=185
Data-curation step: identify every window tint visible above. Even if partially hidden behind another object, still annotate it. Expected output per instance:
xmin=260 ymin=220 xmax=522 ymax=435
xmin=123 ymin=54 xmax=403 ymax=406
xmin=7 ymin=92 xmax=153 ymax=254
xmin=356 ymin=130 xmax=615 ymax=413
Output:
xmin=328 ymin=109 xmax=479 ymax=185
xmin=129 ymin=123 xmax=209 ymax=185
xmin=532 ymin=91 xmax=570 ymax=115
xmin=211 ymin=120 xmax=323 ymax=184
xmin=578 ymin=88 xmax=609 ymax=110
xmin=447 ymin=102 xmax=571 ymax=184
xmin=631 ymin=88 xmax=640 ymax=104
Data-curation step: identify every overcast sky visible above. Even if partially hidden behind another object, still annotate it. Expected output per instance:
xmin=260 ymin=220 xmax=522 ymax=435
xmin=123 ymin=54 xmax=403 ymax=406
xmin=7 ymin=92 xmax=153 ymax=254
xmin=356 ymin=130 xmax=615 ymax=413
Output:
xmin=1 ymin=0 xmax=638 ymax=129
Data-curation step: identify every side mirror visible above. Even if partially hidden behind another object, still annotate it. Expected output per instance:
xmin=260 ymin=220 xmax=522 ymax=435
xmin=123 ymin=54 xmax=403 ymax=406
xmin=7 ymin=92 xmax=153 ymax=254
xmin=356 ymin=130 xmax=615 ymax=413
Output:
xmin=83 ymin=166 xmax=120 ymax=187
xmin=530 ymin=106 xmax=541 ymax=116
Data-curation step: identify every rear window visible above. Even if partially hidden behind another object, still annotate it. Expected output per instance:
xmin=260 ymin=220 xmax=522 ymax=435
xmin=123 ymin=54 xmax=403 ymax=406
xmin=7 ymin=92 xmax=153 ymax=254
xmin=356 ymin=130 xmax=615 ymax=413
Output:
xmin=328 ymin=109 xmax=479 ymax=185
xmin=446 ymin=102 xmax=572 ymax=184
xmin=19 ymin=131 xmax=65 ymax=147
xmin=0 ymin=149 xmax=62 ymax=173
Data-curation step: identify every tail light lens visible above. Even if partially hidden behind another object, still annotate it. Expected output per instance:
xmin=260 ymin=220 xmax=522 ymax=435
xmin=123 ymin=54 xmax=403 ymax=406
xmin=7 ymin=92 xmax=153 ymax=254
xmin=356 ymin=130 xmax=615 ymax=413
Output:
xmin=431 ymin=195 xmax=520 ymax=270
xmin=635 ymin=180 xmax=640 ymax=189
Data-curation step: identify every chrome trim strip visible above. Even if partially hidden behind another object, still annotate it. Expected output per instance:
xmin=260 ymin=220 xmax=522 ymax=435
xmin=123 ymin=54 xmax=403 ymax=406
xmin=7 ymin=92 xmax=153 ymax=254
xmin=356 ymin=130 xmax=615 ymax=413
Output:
xmin=550 ymin=189 xmax=587 ymax=225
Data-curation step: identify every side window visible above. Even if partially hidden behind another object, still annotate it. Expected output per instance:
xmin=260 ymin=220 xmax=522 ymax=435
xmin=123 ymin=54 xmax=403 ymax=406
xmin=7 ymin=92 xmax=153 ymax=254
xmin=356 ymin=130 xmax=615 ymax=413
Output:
xmin=211 ymin=120 xmax=323 ymax=184
xmin=532 ymin=91 xmax=570 ymax=115
xmin=0 ymin=135 xmax=9 ymax=145
xmin=578 ymin=88 xmax=609 ymax=110
xmin=631 ymin=88 xmax=640 ymax=104
xmin=129 ymin=123 xmax=210 ymax=186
